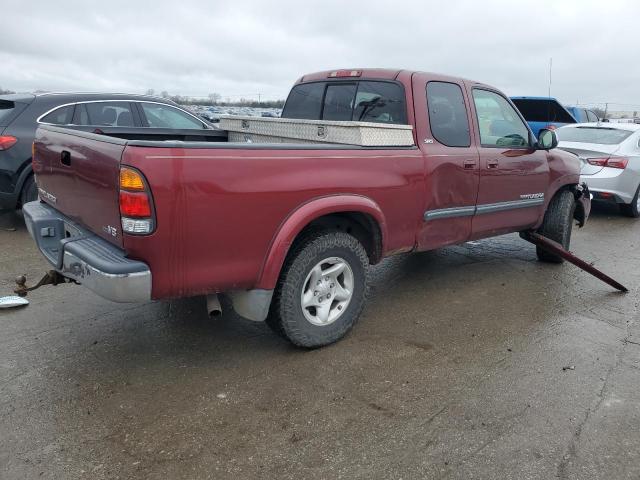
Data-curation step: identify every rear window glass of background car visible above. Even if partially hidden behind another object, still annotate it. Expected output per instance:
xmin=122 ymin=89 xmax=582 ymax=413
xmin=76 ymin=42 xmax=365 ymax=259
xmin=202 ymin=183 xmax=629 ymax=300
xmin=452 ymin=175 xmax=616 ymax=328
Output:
xmin=85 ymin=102 xmax=134 ymax=126
xmin=282 ymin=82 xmax=325 ymax=119
xmin=511 ymin=99 xmax=575 ymax=123
xmin=557 ymin=127 xmax=633 ymax=145
xmin=40 ymin=105 xmax=74 ymax=125
xmin=426 ymin=82 xmax=470 ymax=147
xmin=353 ymin=81 xmax=407 ymax=124
xmin=0 ymin=100 xmax=18 ymax=126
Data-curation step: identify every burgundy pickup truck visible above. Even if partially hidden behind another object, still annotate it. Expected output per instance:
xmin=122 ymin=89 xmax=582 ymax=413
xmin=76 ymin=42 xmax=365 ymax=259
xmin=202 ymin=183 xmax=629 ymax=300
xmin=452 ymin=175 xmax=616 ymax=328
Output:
xmin=25 ymin=69 xmax=590 ymax=347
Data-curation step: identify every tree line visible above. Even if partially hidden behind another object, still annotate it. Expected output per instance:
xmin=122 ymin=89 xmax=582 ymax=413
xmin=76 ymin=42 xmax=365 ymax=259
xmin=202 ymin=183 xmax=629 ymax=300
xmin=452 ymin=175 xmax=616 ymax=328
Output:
xmin=145 ymin=89 xmax=284 ymax=108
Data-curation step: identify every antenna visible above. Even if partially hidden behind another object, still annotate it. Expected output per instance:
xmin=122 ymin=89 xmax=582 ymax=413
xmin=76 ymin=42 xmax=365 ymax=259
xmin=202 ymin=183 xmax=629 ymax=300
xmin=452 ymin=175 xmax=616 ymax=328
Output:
xmin=548 ymin=57 xmax=552 ymax=98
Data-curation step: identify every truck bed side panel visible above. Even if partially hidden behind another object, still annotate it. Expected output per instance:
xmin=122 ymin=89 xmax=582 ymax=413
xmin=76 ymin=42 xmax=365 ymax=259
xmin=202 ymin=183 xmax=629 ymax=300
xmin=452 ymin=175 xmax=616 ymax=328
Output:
xmin=121 ymin=146 xmax=425 ymax=299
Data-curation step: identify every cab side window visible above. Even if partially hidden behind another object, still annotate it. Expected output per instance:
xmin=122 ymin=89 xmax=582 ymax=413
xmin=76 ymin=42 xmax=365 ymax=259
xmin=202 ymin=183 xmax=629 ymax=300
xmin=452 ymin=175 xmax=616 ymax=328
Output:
xmin=426 ymin=82 xmax=470 ymax=147
xmin=40 ymin=105 xmax=74 ymax=125
xmin=472 ymin=90 xmax=530 ymax=147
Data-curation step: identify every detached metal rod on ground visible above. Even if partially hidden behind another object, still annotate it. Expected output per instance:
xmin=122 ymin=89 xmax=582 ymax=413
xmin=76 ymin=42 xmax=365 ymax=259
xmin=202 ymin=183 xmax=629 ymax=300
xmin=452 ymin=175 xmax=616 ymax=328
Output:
xmin=522 ymin=231 xmax=628 ymax=293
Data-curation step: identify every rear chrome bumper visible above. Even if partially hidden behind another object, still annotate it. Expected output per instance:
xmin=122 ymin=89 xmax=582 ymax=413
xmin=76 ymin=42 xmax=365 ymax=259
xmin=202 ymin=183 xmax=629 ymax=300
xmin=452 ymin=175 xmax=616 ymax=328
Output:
xmin=23 ymin=201 xmax=151 ymax=303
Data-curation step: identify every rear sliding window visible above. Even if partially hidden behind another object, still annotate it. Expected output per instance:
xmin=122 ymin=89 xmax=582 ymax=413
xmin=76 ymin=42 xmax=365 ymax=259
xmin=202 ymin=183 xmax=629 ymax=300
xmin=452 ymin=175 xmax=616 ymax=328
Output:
xmin=511 ymin=99 xmax=576 ymax=123
xmin=282 ymin=80 xmax=407 ymax=124
xmin=557 ymin=127 xmax=633 ymax=145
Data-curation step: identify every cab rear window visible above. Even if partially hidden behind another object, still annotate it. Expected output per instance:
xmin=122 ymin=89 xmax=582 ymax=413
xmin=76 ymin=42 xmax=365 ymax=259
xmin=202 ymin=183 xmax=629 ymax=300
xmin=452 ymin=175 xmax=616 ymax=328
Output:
xmin=282 ymin=80 xmax=407 ymax=124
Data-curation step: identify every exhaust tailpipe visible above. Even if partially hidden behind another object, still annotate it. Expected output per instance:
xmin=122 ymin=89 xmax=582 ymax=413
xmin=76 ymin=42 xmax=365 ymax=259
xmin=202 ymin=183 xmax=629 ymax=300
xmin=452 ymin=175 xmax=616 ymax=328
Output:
xmin=206 ymin=294 xmax=223 ymax=317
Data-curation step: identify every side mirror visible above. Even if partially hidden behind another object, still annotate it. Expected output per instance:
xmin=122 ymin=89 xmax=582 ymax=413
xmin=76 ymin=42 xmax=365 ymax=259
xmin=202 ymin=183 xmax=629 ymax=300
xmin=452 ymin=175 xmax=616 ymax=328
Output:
xmin=537 ymin=128 xmax=558 ymax=150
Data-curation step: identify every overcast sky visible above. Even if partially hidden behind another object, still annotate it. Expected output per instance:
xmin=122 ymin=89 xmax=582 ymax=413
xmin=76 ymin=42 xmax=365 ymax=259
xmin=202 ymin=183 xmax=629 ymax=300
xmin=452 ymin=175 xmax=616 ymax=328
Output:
xmin=2 ymin=0 xmax=639 ymax=108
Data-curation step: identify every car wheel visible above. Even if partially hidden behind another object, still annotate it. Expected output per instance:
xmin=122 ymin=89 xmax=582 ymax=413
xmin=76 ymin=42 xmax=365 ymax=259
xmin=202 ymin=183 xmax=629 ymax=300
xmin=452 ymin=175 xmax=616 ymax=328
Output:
xmin=267 ymin=230 xmax=369 ymax=348
xmin=620 ymin=184 xmax=640 ymax=218
xmin=536 ymin=190 xmax=576 ymax=263
xmin=20 ymin=174 xmax=38 ymax=208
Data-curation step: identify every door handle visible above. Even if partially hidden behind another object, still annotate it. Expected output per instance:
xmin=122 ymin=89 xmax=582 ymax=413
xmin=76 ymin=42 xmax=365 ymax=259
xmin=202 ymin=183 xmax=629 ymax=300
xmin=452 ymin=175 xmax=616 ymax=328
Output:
xmin=487 ymin=159 xmax=499 ymax=169
xmin=61 ymin=150 xmax=71 ymax=166
xmin=463 ymin=160 xmax=477 ymax=169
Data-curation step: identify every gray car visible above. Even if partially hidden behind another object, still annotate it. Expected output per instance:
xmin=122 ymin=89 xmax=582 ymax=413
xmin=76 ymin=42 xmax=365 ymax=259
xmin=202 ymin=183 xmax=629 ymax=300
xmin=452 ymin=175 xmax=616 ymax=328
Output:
xmin=557 ymin=122 xmax=640 ymax=217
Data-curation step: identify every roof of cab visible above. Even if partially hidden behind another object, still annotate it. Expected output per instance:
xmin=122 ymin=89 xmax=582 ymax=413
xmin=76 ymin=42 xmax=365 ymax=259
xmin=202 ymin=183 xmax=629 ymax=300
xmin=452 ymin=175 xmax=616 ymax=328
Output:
xmin=297 ymin=68 xmax=487 ymax=87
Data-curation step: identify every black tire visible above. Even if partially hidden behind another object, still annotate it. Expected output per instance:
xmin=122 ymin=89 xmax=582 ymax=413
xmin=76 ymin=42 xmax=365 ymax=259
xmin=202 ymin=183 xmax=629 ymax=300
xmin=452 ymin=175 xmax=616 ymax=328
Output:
xmin=20 ymin=174 xmax=38 ymax=208
xmin=620 ymin=184 xmax=640 ymax=218
xmin=536 ymin=190 xmax=576 ymax=263
xmin=267 ymin=230 xmax=369 ymax=348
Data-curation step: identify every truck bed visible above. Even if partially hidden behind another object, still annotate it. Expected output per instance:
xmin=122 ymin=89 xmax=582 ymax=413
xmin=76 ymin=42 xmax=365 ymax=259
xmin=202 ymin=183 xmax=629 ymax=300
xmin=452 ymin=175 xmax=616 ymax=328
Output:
xmin=33 ymin=124 xmax=423 ymax=299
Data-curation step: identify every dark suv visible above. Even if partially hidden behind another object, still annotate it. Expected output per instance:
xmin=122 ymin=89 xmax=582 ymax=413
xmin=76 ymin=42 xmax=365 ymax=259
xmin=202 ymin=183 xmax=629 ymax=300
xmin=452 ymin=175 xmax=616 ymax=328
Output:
xmin=0 ymin=93 xmax=223 ymax=210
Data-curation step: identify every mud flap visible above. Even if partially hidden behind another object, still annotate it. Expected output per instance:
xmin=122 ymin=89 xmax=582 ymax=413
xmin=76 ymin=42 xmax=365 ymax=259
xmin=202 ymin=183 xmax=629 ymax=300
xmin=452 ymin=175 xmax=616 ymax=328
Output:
xmin=521 ymin=231 xmax=628 ymax=292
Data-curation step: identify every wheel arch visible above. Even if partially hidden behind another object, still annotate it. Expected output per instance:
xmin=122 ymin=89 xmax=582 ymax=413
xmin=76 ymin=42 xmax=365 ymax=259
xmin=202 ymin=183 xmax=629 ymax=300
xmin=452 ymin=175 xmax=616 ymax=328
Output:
xmin=16 ymin=160 xmax=34 ymax=207
xmin=256 ymin=195 xmax=387 ymax=290
xmin=536 ymin=175 xmax=580 ymax=229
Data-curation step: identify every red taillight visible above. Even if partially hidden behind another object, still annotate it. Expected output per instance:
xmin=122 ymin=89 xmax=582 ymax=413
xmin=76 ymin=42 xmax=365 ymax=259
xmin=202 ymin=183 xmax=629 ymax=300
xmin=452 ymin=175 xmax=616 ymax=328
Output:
xmin=544 ymin=125 xmax=557 ymax=131
xmin=328 ymin=69 xmax=362 ymax=78
xmin=0 ymin=136 xmax=17 ymax=150
xmin=119 ymin=191 xmax=151 ymax=217
xmin=119 ymin=166 xmax=154 ymax=234
xmin=587 ymin=156 xmax=628 ymax=169
xmin=587 ymin=158 xmax=608 ymax=167
xmin=605 ymin=156 xmax=628 ymax=169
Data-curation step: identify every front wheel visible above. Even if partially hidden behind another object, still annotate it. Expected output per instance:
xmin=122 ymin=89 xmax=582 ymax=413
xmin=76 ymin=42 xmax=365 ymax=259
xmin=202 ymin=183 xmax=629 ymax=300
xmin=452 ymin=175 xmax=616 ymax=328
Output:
xmin=267 ymin=230 xmax=369 ymax=348
xmin=620 ymin=184 xmax=640 ymax=218
xmin=536 ymin=190 xmax=576 ymax=263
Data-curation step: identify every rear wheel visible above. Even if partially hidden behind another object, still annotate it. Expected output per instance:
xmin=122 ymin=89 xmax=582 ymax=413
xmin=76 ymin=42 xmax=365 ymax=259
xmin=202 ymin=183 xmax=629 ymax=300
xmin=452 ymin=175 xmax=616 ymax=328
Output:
xmin=19 ymin=174 xmax=38 ymax=208
xmin=536 ymin=190 xmax=576 ymax=263
xmin=620 ymin=184 xmax=640 ymax=218
xmin=267 ymin=230 xmax=369 ymax=348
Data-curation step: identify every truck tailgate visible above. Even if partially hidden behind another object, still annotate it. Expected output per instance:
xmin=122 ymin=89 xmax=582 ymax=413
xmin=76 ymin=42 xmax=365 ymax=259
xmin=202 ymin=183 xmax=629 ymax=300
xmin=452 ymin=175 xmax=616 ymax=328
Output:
xmin=33 ymin=126 xmax=125 ymax=248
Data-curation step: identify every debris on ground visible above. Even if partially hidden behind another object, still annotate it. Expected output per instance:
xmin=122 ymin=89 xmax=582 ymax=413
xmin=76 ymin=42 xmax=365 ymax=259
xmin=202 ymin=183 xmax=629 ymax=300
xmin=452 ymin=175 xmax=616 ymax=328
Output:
xmin=0 ymin=296 xmax=29 ymax=309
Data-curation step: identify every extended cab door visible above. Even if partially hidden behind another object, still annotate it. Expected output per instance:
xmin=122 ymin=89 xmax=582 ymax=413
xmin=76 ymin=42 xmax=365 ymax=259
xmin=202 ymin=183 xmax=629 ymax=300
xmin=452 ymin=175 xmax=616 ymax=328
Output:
xmin=467 ymin=87 xmax=549 ymax=239
xmin=413 ymin=74 xmax=480 ymax=250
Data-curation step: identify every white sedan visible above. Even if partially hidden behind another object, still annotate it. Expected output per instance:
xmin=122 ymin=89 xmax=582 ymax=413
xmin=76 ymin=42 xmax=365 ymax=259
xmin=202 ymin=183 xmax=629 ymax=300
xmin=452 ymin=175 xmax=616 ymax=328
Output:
xmin=557 ymin=123 xmax=640 ymax=217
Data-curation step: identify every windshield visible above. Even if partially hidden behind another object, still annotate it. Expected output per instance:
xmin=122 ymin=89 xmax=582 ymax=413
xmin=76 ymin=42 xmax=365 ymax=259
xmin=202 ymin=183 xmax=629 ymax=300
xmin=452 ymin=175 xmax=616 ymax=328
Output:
xmin=557 ymin=126 xmax=633 ymax=145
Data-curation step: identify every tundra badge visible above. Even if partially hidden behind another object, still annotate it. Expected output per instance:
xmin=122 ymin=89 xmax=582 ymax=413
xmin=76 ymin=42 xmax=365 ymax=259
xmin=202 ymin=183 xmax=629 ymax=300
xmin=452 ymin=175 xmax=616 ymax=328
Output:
xmin=520 ymin=193 xmax=544 ymax=200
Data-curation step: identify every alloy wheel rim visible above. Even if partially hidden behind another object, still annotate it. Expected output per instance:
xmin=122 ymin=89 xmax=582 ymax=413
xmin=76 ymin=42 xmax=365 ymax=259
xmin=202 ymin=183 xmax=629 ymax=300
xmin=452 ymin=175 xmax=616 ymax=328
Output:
xmin=300 ymin=257 xmax=354 ymax=326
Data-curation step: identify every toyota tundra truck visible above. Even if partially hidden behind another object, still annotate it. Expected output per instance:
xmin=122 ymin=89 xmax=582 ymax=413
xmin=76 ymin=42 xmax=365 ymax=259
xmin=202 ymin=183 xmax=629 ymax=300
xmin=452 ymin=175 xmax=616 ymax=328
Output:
xmin=24 ymin=69 xmax=590 ymax=347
